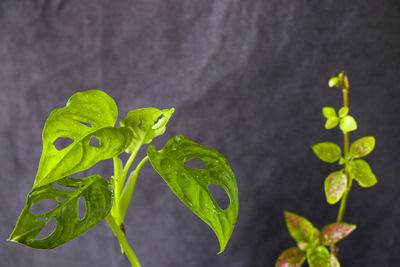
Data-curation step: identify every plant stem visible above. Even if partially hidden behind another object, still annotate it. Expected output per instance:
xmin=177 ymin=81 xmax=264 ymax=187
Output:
xmin=106 ymin=215 xmax=142 ymax=267
xmin=332 ymin=88 xmax=352 ymax=256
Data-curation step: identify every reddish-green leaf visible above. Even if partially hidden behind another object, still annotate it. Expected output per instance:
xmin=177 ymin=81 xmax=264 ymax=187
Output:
xmin=348 ymin=159 xmax=377 ymax=187
xmin=320 ymin=223 xmax=356 ymax=245
xmin=312 ymin=142 xmax=342 ymax=163
xmin=307 ymin=246 xmax=331 ymax=267
xmin=324 ymin=171 xmax=347 ymax=205
xmin=349 ymin=136 xmax=375 ymax=158
xmin=329 ymin=254 xmax=340 ymax=267
xmin=276 ymin=247 xmax=306 ymax=267
xmin=284 ymin=211 xmax=319 ymax=248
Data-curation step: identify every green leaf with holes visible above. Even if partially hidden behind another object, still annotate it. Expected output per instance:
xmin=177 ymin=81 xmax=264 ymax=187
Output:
xmin=120 ymin=107 xmax=175 ymax=153
xmin=348 ymin=159 xmax=377 ymax=187
xmin=9 ymin=176 xmax=113 ymax=249
xmin=306 ymin=246 xmax=331 ymax=267
xmin=320 ymin=223 xmax=356 ymax=246
xmin=33 ymin=90 xmax=133 ymax=189
xmin=339 ymin=115 xmax=357 ymax=133
xmin=284 ymin=211 xmax=319 ymax=250
xmin=324 ymin=171 xmax=347 ymax=205
xmin=312 ymin=142 xmax=342 ymax=163
xmin=146 ymin=135 xmax=238 ymax=254
xmin=349 ymin=136 xmax=375 ymax=158
xmin=276 ymin=247 xmax=306 ymax=267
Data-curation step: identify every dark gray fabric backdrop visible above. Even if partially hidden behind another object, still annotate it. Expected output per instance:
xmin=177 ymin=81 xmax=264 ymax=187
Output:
xmin=1 ymin=1 xmax=399 ymax=266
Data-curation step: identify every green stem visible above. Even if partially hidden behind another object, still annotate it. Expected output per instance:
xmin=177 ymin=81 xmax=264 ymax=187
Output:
xmin=121 ymin=145 xmax=142 ymax=184
xmin=106 ymin=215 xmax=141 ymax=267
xmin=332 ymin=88 xmax=352 ymax=256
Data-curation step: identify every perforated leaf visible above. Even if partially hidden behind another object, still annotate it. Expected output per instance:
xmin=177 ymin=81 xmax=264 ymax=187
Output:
xmin=307 ymin=246 xmax=331 ymax=267
xmin=324 ymin=171 xmax=347 ymax=205
xmin=276 ymin=247 xmax=306 ymax=267
xmin=321 ymin=223 xmax=356 ymax=245
xmin=349 ymin=136 xmax=375 ymax=158
xmin=147 ymin=135 xmax=238 ymax=254
xmin=284 ymin=211 xmax=319 ymax=249
xmin=348 ymin=159 xmax=377 ymax=187
xmin=9 ymin=176 xmax=113 ymax=249
xmin=33 ymin=90 xmax=132 ymax=188
xmin=120 ymin=107 xmax=174 ymax=153
xmin=312 ymin=142 xmax=342 ymax=163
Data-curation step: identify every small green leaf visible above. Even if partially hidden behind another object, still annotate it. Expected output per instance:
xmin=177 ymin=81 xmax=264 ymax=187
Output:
xmin=276 ymin=247 xmax=306 ymax=267
xmin=307 ymin=246 xmax=331 ymax=267
xmin=120 ymin=107 xmax=175 ymax=153
xmin=328 ymin=77 xmax=339 ymax=88
xmin=312 ymin=142 xmax=342 ymax=163
xmin=338 ymin=158 xmax=345 ymax=165
xmin=147 ymin=135 xmax=238 ymax=254
xmin=9 ymin=176 xmax=113 ymax=249
xmin=320 ymin=223 xmax=356 ymax=245
xmin=322 ymin=107 xmax=336 ymax=119
xmin=339 ymin=115 xmax=357 ymax=133
xmin=284 ymin=211 xmax=319 ymax=249
xmin=330 ymin=254 xmax=340 ymax=267
xmin=348 ymin=159 xmax=377 ymax=187
xmin=338 ymin=107 xmax=349 ymax=118
xmin=325 ymin=117 xmax=339 ymax=130
xmin=324 ymin=171 xmax=347 ymax=205
xmin=33 ymin=90 xmax=133 ymax=188
xmin=349 ymin=136 xmax=375 ymax=158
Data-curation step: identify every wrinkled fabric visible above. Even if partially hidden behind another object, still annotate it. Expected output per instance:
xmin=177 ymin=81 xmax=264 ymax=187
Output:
xmin=1 ymin=1 xmax=399 ymax=266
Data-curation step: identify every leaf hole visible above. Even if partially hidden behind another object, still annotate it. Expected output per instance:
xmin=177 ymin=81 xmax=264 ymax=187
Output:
xmin=57 ymin=197 xmax=66 ymax=202
xmin=52 ymin=183 xmax=76 ymax=191
xmin=30 ymin=199 xmax=58 ymax=215
xmin=152 ymin=114 xmax=164 ymax=129
xmin=53 ymin=137 xmax=74 ymax=151
xmin=78 ymin=196 xmax=86 ymax=220
xmin=89 ymin=136 xmax=100 ymax=147
xmin=77 ymin=121 xmax=92 ymax=128
xmin=37 ymin=218 xmax=56 ymax=240
xmin=36 ymin=217 xmax=46 ymax=222
xmin=208 ymin=184 xmax=230 ymax=210
xmin=138 ymin=120 xmax=143 ymax=129
xmin=184 ymin=158 xmax=206 ymax=169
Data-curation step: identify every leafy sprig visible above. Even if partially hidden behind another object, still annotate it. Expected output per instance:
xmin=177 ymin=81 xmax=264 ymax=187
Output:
xmin=9 ymin=90 xmax=239 ymax=267
xmin=277 ymin=72 xmax=377 ymax=266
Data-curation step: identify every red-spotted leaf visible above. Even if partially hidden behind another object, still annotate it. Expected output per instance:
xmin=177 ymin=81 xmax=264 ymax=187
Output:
xmin=348 ymin=159 xmax=377 ymax=187
xmin=324 ymin=171 xmax=347 ymax=205
xmin=307 ymin=246 xmax=331 ymax=267
xmin=349 ymin=136 xmax=375 ymax=158
xmin=284 ymin=211 xmax=319 ymax=248
xmin=330 ymin=254 xmax=340 ymax=267
xmin=320 ymin=223 xmax=356 ymax=245
xmin=276 ymin=247 xmax=306 ymax=267
xmin=312 ymin=142 xmax=342 ymax=163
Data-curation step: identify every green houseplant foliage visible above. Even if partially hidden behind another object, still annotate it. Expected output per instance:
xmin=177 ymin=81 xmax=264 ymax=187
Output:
xmin=9 ymin=90 xmax=239 ymax=267
xmin=276 ymin=72 xmax=377 ymax=267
